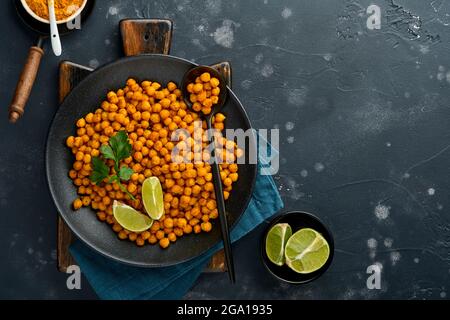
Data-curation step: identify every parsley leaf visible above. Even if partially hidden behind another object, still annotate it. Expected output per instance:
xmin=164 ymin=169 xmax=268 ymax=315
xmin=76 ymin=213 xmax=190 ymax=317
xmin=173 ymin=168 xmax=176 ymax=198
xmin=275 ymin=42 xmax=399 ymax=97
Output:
xmin=88 ymin=131 xmax=135 ymax=200
xmin=90 ymin=157 xmax=109 ymax=184
xmin=109 ymin=131 xmax=132 ymax=162
xmin=100 ymin=144 xmax=115 ymax=161
xmin=118 ymin=167 xmax=134 ymax=181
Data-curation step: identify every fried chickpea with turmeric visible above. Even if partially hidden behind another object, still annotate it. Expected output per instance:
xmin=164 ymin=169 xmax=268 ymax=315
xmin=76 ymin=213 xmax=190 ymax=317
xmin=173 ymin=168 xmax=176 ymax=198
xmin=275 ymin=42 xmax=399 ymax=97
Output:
xmin=67 ymin=78 xmax=241 ymax=249
xmin=159 ymin=238 xmax=170 ymax=249
xmin=187 ymin=72 xmax=221 ymax=115
xmin=201 ymin=222 xmax=212 ymax=232
xmin=73 ymin=198 xmax=82 ymax=210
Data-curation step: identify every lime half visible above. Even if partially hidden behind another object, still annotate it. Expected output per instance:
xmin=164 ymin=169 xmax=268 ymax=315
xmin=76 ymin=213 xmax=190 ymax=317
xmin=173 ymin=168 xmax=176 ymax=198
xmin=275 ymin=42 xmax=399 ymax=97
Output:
xmin=142 ymin=177 xmax=164 ymax=220
xmin=285 ymin=228 xmax=330 ymax=274
xmin=265 ymin=223 xmax=292 ymax=266
xmin=113 ymin=200 xmax=153 ymax=232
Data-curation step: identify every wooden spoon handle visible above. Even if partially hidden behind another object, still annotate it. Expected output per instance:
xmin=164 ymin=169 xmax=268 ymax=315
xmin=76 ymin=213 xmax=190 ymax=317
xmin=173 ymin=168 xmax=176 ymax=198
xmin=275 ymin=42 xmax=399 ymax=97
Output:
xmin=9 ymin=46 xmax=44 ymax=123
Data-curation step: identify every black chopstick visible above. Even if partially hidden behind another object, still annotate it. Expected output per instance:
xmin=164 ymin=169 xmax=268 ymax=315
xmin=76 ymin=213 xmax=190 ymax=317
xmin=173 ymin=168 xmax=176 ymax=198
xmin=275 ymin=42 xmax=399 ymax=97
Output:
xmin=210 ymin=145 xmax=235 ymax=283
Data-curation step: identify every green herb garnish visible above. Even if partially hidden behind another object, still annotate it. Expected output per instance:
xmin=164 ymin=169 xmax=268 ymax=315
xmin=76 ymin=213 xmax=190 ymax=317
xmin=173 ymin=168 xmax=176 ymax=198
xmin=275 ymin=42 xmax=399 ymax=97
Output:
xmin=90 ymin=131 xmax=136 ymax=200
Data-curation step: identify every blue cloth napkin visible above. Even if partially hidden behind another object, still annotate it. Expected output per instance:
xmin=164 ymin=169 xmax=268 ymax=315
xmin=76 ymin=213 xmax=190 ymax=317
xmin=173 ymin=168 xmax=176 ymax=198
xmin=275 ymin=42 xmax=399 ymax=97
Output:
xmin=70 ymin=142 xmax=283 ymax=300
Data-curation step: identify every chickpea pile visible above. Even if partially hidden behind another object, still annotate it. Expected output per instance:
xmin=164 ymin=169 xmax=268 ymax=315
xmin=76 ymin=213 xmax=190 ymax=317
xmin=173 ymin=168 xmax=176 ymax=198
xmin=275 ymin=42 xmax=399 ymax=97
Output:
xmin=187 ymin=72 xmax=221 ymax=115
xmin=66 ymin=78 xmax=242 ymax=249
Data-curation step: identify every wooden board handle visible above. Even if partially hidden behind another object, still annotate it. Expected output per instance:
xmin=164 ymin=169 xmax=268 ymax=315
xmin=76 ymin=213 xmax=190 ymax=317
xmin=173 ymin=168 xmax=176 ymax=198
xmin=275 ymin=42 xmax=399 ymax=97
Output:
xmin=120 ymin=19 xmax=173 ymax=56
xmin=57 ymin=61 xmax=94 ymax=272
xmin=9 ymin=46 xmax=44 ymax=123
xmin=211 ymin=62 xmax=232 ymax=88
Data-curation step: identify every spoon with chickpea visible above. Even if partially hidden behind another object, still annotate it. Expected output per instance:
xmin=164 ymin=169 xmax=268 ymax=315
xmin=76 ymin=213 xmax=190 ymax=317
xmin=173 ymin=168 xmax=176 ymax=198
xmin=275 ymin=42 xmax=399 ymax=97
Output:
xmin=181 ymin=66 xmax=235 ymax=283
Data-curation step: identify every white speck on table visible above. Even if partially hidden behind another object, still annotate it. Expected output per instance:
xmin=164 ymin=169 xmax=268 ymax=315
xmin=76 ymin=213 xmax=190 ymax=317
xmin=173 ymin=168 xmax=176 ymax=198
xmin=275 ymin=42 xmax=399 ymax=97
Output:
xmin=206 ymin=0 xmax=222 ymax=15
xmin=254 ymin=53 xmax=264 ymax=64
xmin=261 ymin=64 xmax=274 ymax=78
xmin=437 ymin=66 xmax=446 ymax=81
xmin=285 ymin=122 xmax=295 ymax=131
xmin=374 ymin=204 xmax=390 ymax=220
xmin=384 ymin=238 xmax=393 ymax=248
xmin=314 ymin=162 xmax=325 ymax=172
xmin=211 ymin=20 xmax=236 ymax=49
xmin=419 ymin=45 xmax=429 ymax=54
xmin=107 ymin=6 xmax=119 ymax=19
xmin=287 ymin=87 xmax=308 ymax=106
xmin=390 ymin=251 xmax=401 ymax=266
xmin=323 ymin=53 xmax=333 ymax=61
xmin=446 ymin=71 xmax=450 ymax=84
xmin=281 ymin=7 xmax=292 ymax=19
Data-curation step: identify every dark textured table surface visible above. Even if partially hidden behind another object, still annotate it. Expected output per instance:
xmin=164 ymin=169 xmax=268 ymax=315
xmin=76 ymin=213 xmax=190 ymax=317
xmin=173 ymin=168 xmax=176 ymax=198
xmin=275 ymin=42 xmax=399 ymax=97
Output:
xmin=1 ymin=0 xmax=450 ymax=299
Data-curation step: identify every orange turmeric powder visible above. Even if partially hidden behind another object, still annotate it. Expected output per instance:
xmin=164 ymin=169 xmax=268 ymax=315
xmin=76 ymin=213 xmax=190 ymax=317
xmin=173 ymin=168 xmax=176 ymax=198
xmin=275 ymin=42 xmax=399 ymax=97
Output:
xmin=25 ymin=0 xmax=84 ymax=21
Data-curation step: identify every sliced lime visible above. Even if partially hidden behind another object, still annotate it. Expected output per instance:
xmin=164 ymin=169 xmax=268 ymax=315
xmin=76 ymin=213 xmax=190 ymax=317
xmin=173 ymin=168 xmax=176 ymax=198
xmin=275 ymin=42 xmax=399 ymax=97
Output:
xmin=142 ymin=177 xmax=165 ymax=220
xmin=285 ymin=228 xmax=330 ymax=274
xmin=265 ymin=223 xmax=292 ymax=266
xmin=113 ymin=200 xmax=153 ymax=232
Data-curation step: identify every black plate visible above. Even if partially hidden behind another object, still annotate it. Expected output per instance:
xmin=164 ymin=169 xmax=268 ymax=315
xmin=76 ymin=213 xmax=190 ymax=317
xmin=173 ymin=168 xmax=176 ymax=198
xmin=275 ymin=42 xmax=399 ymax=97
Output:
xmin=46 ymin=54 xmax=257 ymax=267
xmin=261 ymin=211 xmax=334 ymax=284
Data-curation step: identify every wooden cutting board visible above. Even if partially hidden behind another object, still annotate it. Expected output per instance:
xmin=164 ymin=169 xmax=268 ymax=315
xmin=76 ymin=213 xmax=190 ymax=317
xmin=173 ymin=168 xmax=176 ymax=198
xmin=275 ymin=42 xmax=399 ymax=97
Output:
xmin=57 ymin=19 xmax=229 ymax=273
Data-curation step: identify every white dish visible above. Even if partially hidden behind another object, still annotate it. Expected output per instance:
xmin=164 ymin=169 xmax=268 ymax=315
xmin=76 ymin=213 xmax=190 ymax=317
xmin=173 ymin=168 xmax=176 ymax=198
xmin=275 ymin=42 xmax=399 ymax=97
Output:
xmin=20 ymin=0 xmax=87 ymax=25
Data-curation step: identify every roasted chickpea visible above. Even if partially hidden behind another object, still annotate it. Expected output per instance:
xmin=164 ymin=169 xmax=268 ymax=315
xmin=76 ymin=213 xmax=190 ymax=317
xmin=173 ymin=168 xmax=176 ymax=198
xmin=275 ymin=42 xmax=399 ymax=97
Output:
xmin=159 ymin=237 xmax=170 ymax=248
xmin=201 ymin=222 xmax=212 ymax=232
xmin=67 ymin=77 xmax=239 ymax=248
xmin=200 ymin=72 xmax=211 ymax=82
xmin=73 ymin=198 xmax=82 ymax=210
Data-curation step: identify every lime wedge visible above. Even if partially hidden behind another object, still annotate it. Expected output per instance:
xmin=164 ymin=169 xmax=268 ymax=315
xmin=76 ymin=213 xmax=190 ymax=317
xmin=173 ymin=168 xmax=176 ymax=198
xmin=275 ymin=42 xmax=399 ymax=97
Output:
xmin=113 ymin=200 xmax=153 ymax=232
xmin=142 ymin=177 xmax=165 ymax=220
xmin=285 ymin=228 xmax=330 ymax=274
xmin=265 ymin=223 xmax=292 ymax=266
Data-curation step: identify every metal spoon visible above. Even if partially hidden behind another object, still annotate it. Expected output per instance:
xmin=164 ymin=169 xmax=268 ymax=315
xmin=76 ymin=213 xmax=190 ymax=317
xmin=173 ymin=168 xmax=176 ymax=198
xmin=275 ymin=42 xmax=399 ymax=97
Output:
xmin=48 ymin=0 xmax=62 ymax=56
xmin=181 ymin=66 xmax=235 ymax=283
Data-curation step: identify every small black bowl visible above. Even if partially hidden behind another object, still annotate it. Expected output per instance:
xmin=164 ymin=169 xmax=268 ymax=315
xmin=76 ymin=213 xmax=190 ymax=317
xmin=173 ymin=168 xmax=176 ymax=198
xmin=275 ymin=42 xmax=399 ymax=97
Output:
xmin=261 ymin=211 xmax=334 ymax=284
